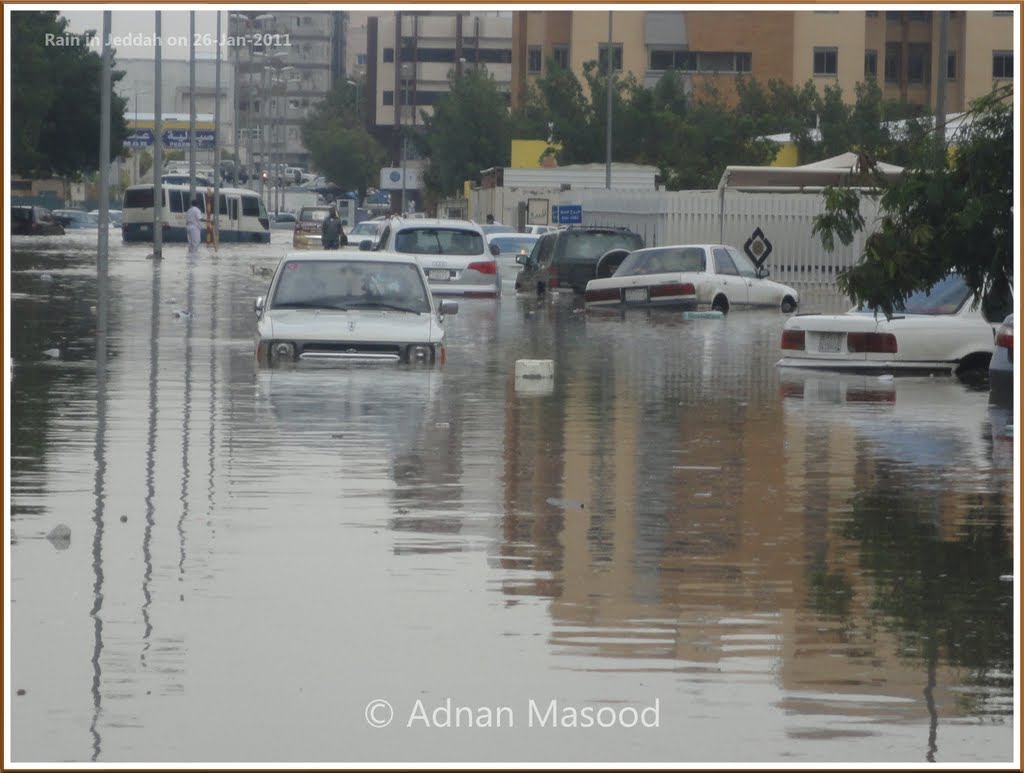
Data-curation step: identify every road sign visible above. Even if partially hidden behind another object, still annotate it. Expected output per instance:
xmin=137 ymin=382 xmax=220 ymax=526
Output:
xmin=124 ymin=129 xmax=154 ymax=148
xmin=743 ymin=226 xmax=773 ymax=268
xmin=161 ymin=128 xmax=215 ymax=149
xmin=557 ymin=204 xmax=582 ymax=224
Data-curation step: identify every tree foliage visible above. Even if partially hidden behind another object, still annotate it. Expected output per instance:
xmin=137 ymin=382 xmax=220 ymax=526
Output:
xmin=302 ymin=79 xmax=386 ymax=200
xmin=12 ymin=11 xmax=129 ymax=179
xmin=416 ymin=66 xmax=516 ymax=197
xmin=813 ymin=84 xmax=1014 ymax=317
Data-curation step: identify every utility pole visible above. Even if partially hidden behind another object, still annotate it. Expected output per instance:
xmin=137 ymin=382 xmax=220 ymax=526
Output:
xmin=97 ymin=10 xmax=111 ymax=337
xmin=153 ymin=10 xmax=164 ymax=259
xmin=605 ymin=11 xmax=613 ymax=190
xmin=189 ymin=11 xmax=196 ymax=202
xmin=934 ymin=10 xmax=950 ymax=161
xmin=213 ymin=10 xmax=222 ymax=244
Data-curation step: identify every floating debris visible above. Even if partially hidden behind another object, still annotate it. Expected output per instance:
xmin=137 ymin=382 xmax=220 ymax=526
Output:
xmin=165 ymin=297 xmax=178 ymax=304
xmin=46 ymin=524 xmax=71 ymax=549
xmin=673 ymin=465 xmax=722 ymax=472
xmin=546 ymin=497 xmax=585 ymax=510
xmin=42 ymin=348 xmax=61 ymax=360
xmin=683 ymin=310 xmax=724 ymax=320
xmin=171 ymin=309 xmax=193 ymax=320
xmin=40 ymin=273 xmax=55 ymax=283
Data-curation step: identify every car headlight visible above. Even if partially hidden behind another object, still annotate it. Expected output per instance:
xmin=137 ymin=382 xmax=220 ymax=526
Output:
xmin=271 ymin=341 xmax=296 ymax=363
xmin=408 ymin=344 xmax=434 ymax=363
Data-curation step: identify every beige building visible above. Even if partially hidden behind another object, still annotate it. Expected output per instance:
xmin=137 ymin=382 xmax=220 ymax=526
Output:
xmin=513 ymin=9 xmax=1015 ymax=112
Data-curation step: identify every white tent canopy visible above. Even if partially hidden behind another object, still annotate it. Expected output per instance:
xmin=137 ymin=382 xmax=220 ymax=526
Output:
xmin=718 ymin=152 xmax=905 ymax=193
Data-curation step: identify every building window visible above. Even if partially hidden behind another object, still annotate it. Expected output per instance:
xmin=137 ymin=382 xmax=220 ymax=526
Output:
xmin=866 ymin=10 xmax=879 ymax=17
xmin=886 ymin=11 xmax=902 ymax=21
xmin=865 ymin=49 xmax=877 ymax=78
xmin=552 ymin=45 xmax=569 ymax=69
xmin=946 ymin=52 xmax=957 ymax=80
xmin=383 ymin=91 xmax=394 ymax=106
xmin=383 ymin=47 xmax=394 ymax=63
xmin=906 ymin=11 xmax=930 ymax=22
xmin=993 ymin=51 xmax=1013 ymax=79
xmin=598 ymin=43 xmax=623 ymax=72
xmin=993 ymin=10 xmax=1013 ymax=16
xmin=527 ymin=46 xmax=542 ymax=73
xmin=813 ymin=47 xmax=838 ymax=76
xmin=885 ymin=42 xmax=900 ymax=82
xmin=656 ymin=50 xmax=750 ymax=73
xmin=907 ymin=43 xmax=930 ymax=83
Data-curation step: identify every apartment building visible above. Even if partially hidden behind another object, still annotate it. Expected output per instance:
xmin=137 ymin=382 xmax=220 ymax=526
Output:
xmin=512 ymin=9 xmax=1015 ymax=113
xmin=366 ymin=11 xmax=513 ymax=152
xmin=230 ymin=10 xmax=344 ymax=170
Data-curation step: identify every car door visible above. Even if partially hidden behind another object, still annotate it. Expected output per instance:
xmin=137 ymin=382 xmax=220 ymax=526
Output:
xmin=525 ymin=234 xmax=554 ymax=288
xmin=728 ymin=246 xmax=774 ymax=306
xmin=711 ymin=247 xmax=748 ymax=309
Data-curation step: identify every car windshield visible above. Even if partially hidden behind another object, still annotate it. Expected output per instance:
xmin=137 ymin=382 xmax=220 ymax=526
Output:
xmin=615 ymin=246 xmax=706 ymax=276
xmin=271 ymin=260 xmax=431 ymax=313
xmin=480 ymin=224 xmax=517 ymax=236
xmin=557 ymin=231 xmax=643 ymax=259
xmin=489 ymin=236 xmax=537 ymax=254
xmin=394 ymin=227 xmax=484 ymax=255
xmin=856 ymin=274 xmax=972 ymax=316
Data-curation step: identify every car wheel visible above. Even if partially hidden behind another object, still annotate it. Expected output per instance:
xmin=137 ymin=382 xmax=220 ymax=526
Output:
xmin=711 ymin=295 xmax=729 ymax=314
xmin=780 ymin=296 xmax=797 ymax=314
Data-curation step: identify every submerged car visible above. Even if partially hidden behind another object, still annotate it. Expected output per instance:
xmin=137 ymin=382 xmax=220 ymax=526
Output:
xmin=292 ymin=205 xmax=333 ymax=249
xmin=254 ymin=251 xmax=458 ymax=368
xmin=989 ymin=313 xmax=1014 ymax=405
xmin=52 ymin=209 xmax=99 ymax=229
xmin=346 ymin=219 xmax=386 ymax=250
xmin=515 ymin=226 xmax=645 ymax=295
xmin=584 ymin=244 xmax=799 ymax=312
xmin=11 ymin=205 xmax=65 ymax=236
xmin=487 ymin=233 xmax=540 ymax=283
xmin=372 ymin=217 xmax=501 ymax=298
xmin=777 ymin=273 xmax=1011 ymax=377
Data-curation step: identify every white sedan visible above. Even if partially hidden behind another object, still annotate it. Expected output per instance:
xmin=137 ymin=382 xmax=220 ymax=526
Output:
xmin=584 ymin=244 xmax=799 ymax=313
xmin=777 ymin=273 xmax=1007 ymax=377
xmin=254 ymin=251 xmax=457 ymax=368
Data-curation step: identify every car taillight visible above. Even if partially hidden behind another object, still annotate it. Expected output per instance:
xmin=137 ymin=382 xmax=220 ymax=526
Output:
xmin=584 ymin=287 xmax=619 ymax=302
xmin=995 ymin=324 xmax=1014 ymax=353
xmin=780 ymin=329 xmax=805 ymax=351
xmin=650 ymin=282 xmax=696 ymax=298
xmin=466 ymin=260 xmax=497 ymax=275
xmin=847 ymin=332 xmax=898 ymax=354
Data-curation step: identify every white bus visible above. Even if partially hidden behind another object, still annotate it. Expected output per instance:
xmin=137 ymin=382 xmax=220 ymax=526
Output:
xmin=121 ymin=184 xmax=270 ymax=244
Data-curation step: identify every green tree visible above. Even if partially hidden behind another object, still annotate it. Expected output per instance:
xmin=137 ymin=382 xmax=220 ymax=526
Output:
xmin=302 ymin=80 xmax=386 ymax=200
xmin=813 ymin=85 xmax=1013 ymax=317
xmin=417 ymin=65 xmax=514 ymax=197
xmin=12 ymin=11 xmax=128 ymax=179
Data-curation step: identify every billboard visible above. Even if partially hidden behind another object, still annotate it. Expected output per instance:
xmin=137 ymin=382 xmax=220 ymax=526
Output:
xmin=379 ymin=167 xmax=422 ymax=190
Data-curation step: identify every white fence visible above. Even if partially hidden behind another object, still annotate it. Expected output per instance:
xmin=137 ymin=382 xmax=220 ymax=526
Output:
xmin=577 ymin=189 xmax=881 ymax=288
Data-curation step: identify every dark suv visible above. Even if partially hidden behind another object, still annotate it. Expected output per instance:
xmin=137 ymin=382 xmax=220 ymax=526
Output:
xmin=514 ymin=226 xmax=644 ymax=294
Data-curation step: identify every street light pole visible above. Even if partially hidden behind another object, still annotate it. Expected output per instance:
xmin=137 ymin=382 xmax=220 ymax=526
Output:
xmin=400 ymin=62 xmax=410 ymax=215
xmin=605 ymin=10 xmax=612 ymax=190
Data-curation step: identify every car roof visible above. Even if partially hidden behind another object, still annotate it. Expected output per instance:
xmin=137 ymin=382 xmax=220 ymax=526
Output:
xmin=390 ymin=217 xmax=485 ymax=234
xmin=281 ymin=250 xmax=422 ymax=266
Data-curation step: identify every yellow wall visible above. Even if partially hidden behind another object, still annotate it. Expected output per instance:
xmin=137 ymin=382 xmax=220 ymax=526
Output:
xmin=511 ymin=139 xmax=562 ymax=168
xmin=771 ymin=142 xmax=800 ymax=167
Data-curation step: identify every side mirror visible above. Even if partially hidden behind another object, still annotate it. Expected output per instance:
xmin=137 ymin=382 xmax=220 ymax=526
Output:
xmin=756 ymin=266 xmax=770 ymax=279
xmin=359 ymin=240 xmax=372 ymax=251
xmin=515 ymin=253 xmax=529 ymax=265
xmin=254 ymin=296 xmax=265 ymax=314
xmin=489 ymin=242 xmax=500 ymax=257
xmin=438 ymin=300 xmax=459 ymax=316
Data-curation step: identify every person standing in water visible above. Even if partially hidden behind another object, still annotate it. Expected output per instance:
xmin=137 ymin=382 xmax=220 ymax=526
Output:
xmin=186 ymin=196 xmax=203 ymax=254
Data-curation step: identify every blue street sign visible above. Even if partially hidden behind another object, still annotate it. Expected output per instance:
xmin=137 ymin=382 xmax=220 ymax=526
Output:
xmin=558 ymin=204 xmax=582 ymax=224
xmin=161 ymin=128 xmax=216 ymax=149
xmin=124 ymin=129 xmax=154 ymax=148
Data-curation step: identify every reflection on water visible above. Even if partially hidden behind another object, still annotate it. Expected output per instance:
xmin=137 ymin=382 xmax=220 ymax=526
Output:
xmin=8 ymin=234 xmax=1015 ymax=764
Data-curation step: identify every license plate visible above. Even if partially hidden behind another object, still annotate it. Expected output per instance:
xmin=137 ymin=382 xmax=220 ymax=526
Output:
xmin=624 ymin=288 xmax=648 ymax=303
xmin=428 ymin=269 xmax=450 ymax=281
xmin=817 ymin=332 xmax=843 ymax=353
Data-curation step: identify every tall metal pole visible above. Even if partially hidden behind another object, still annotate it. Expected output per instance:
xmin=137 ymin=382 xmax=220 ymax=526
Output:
xmin=934 ymin=10 xmax=950 ymax=161
xmin=97 ymin=11 xmax=111 ymax=336
xmin=232 ymin=26 xmax=240 ymax=186
xmin=400 ymin=64 xmax=408 ymax=215
xmin=213 ymin=10 xmax=222 ymax=243
xmin=153 ymin=11 xmax=163 ymax=259
xmin=189 ymin=12 xmax=196 ymax=201
xmin=260 ymin=63 xmax=268 ymax=201
xmin=605 ymin=10 xmax=612 ymax=189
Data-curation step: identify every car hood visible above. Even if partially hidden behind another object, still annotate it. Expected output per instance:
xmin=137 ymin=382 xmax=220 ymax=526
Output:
xmin=262 ymin=308 xmax=440 ymax=343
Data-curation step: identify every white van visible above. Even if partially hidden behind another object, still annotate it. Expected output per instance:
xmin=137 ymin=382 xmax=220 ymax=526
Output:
xmin=122 ymin=184 xmax=271 ymax=244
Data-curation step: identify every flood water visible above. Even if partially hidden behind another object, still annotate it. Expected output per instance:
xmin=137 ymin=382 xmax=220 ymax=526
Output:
xmin=8 ymin=230 xmax=1018 ymax=764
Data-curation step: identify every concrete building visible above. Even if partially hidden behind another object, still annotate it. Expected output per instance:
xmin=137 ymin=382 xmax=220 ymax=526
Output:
xmin=230 ymin=10 xmax=344 ymax=171
xmin=512 ymin=9 xmax=1014 ymax=112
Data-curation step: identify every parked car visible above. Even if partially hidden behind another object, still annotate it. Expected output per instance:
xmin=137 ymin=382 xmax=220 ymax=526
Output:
xmin=515 ymin=225 xmax=645 ymax=295
xmin=346 ymin=219 xmax=386 ymax=250
xmin=52 ymin=209 xmax=99 ymax=229
xmin=777 ymin=273 xmax=1011 ymax=378
xmin=480 ymin=223 xmax=517 ymax=237
xmin=292 ymin=205 xmax=333 ymax=248
xmin=487 ymin=233 xmax=540 ymax=284
xmin=989 ymin=313 xmax=1014 ymax=405
xmin=372 ymin=217 xmax=501 ymax=298
xmin=253 ymin=251 xmax=458 ymax=367
xmin=584 ymin=244 xmax=799 ymax=313
xmin=11 ymin=205 xmax=65 ymax=236
xmin=271 ymin=212 xmax=298 ymax=230
xmin=523 ymin=224 xmax=557 ymax=236
xmin=161 ymin=173 xmax=214 ymax=187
